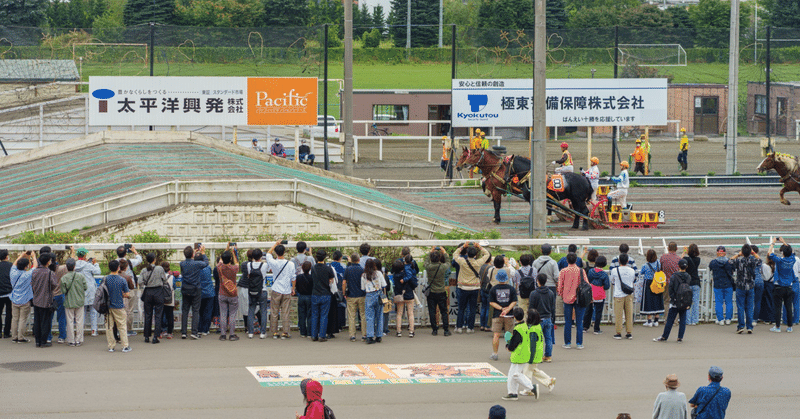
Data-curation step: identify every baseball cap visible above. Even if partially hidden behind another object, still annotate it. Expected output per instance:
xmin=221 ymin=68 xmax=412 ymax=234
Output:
xmin=708 ymin=366 xmax=723 ymax=379
xmin=716 ymin=246 xmax=726 ymax=252
xmin=678 ymin=259 xmax=688 ymax=269
xmin=496 ymin=270 xmax=509 ymax=283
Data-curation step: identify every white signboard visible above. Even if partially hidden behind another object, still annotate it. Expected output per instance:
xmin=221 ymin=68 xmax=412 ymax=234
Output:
xmin=89 ymin=76 xmax=318 ymax=126
xmin=452 ymin=78 xmax=668 ymax=128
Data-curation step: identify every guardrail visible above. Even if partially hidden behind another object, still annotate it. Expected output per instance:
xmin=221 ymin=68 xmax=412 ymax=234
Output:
xmin=627 ymin=174 xmax=781 ymax=187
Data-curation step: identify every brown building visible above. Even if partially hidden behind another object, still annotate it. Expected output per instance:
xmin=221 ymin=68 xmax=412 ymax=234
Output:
xmin=746 ymin=81 xmax=798 ymax=137
xmin=351 ymin=83 xmax=728 ymax=138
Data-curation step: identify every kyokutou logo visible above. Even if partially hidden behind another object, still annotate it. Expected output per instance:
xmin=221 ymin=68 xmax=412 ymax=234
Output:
xmin=92 ymin=89 xmax=115 ymax=113
xmin=468 ymin=94 xmax=488 ymax=112
xmin=254 ymin=89 xmax=311 ymax=114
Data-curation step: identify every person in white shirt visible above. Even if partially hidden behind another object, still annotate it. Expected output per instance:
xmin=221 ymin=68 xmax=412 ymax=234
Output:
xmin=582 ymin=157 xmax=600 ymax=204
xmin=609 ymin=253 xmax=636 ymax=340
xmin=607 ymin=161 xmax=630 ymax=211
xmin=361 ymin=259 xmax=387 ymax=344
xmin=265 ymin=240 xmax=296 ymax=339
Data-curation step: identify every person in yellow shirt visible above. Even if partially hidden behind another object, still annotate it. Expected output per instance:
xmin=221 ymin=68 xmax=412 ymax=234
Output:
xmin=552 ymin=142 xmax=573 ymax=174
xmin=678 ymin=127 xmax=689 ymax=171
xmin=631 ymin=138 xmax=647 ymax=175
xmin=470 ymin=129 xmax=483 ymax=150
xmin=480 ymin=131 xmax=490 ymax=150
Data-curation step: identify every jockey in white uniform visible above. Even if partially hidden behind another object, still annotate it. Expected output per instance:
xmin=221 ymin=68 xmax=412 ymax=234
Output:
xmin=607 ymin=161 xmax=630 ymax=211
xmin=583 ymin=156 xmax=600 ymax=204
xmin=552 ymin=142 xmax=573 ymax=174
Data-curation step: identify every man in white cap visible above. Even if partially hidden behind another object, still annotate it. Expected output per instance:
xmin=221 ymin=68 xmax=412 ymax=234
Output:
xmin=270 ymin=138 xmax=286 ymax=158
xmin=298 ymin=139 xmax=315 ymax=165
xmin=653 ymin=374 xmax=688 ymax=419
xmin=688 ymin=366 xmax=731 ymax=419
xmin=251 ymin=138 xmax=263 ymax=152
xmin=488 ymin=270 xmax=517 ymax=361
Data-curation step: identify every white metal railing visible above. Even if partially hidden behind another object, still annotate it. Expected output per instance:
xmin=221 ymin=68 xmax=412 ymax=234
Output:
xmin=352 ymin=135 xmax=502 ymax=162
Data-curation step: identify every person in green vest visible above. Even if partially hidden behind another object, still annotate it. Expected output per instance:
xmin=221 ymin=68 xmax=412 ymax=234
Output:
xmin=502 ymin=306 xmax=536 ymax=401
xmin=524 ymin=308 xmax=557 ymax=395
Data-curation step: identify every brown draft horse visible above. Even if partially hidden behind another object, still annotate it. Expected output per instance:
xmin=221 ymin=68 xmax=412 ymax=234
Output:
xmin=757 ymin=152 xmax=800 ymax=205
xmin=456 ymin=147 xmax=511 ymax=223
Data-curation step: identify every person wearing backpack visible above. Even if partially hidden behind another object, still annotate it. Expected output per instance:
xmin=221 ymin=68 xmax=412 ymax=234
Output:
xmin=682 ymin=244 xmax=702 ymax=326
xmin=515 ymin=254 xmax=536 ymax=315
xmin=610 ymin=253 xmax=636 ymax=340
xmin=478 ymin=252 xmax=494 ymax=332
xmin=654 ymin=258 xmax=691 ymax=343
xmin=640 ymin=250 xmax=665 ymax=328
xmin=584 ymin=255 xmax=610 ymax=335
xmin=296 ymin=378 xmax=334 ymax=419
xmin=730 ymin=244 xmax=759 ymax=334
xmin=179 ymin=245 xmax=209 ymax=340
xmin=530 ymin=274 xmax=555 ymax=362
xmin=266 ymin=240 xmax=296 ymax=340
xmin=489 ymin=270 xmax=518 ymax=361
xmin=245 ymin=248 xmax=270 ymax=339
xmin=394 ymin=255 xmax=419 ymax=338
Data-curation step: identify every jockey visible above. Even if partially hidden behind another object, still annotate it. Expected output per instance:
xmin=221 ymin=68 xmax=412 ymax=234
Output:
xmin=440 ymin=136 xmax=450 ymax=171
xmin=631 ymin=137 xmax=647 ymax=175
xmin=553 ymin=142 xmax=573 ymax=173
xmin=470 ymin=129 xmax=483 ymax=150
xmin=479 ymin=130 xmax=490 ymax=150
xmin=583 ymin=156 xmax=600 ymax=204
xmin=607 ymin=161 xmax=630 ymax=211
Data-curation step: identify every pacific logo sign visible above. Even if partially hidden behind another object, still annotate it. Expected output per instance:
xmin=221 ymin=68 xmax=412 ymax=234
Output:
xmin=254 ymin=89 xmax=311 ymax=114
xmin=247 ymin=77 xmax=317 ymax=126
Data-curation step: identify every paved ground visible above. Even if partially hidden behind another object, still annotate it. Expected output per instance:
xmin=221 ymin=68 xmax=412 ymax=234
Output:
xmin=1 ymin=322 xmax=796 ymax=418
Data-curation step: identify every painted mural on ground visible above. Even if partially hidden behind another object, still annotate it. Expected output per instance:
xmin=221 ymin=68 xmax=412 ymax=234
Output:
xmin=246 ymin=362 xmax=506 ymax=387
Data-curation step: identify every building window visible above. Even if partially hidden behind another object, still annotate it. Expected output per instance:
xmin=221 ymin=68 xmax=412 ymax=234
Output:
xmin=755 ymin=95 xmax=767 ymax=115
xmin=373 ymin=105 xmax=408 ymax=121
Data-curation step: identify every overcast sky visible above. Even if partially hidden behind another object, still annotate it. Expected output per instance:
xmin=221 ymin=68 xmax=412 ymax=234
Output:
xmin=360 ymin=0 xmax=392 ymax=17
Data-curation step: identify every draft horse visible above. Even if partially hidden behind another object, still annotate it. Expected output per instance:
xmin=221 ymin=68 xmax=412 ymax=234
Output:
xmin=758 ymin=152 xmax=800 ymax=205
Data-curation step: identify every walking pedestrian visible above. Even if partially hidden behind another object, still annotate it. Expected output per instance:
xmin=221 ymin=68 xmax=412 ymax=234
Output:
xmin=654 ymin=259 xmax=691 ymax=343
xmin=523 ymin=308 xmax=556 ymax=396
xmin=295 ymin=379 xmax=328 ymax=419
xmin=652 ymin=374 xmax=688 ymax=419
xmin=502 ymin=307 xmax=537 ymax=401
xmin=677 ymin=127 xmax=689 ymax=171
xmin=688 ymin=366 xmax=731 ymax=419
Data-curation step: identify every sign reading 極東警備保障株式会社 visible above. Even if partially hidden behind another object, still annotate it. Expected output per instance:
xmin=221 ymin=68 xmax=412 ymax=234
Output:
xmin=88 ymin=76 xmax=317 ymax=126
xmin=452 ymin=78 xmax=667 ymax=128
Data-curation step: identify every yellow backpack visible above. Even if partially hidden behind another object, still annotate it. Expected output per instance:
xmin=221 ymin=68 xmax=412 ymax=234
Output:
xmin=650 ymin=269 xmax=667 ymax=294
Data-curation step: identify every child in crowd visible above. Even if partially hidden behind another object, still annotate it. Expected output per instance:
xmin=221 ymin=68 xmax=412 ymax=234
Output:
xmin=523 ymin=308 xmax=556 ymax=395
xmin=502 ymin=306 xmax=536 ymax=401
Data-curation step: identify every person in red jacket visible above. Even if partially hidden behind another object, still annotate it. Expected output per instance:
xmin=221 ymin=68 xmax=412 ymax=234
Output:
xmin=296 ymin=379 xmax=325 ymax=419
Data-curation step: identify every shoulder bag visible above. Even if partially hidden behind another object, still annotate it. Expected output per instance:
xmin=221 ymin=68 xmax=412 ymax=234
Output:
xmin=690 ymin=386 xmax=722 ymax=419
xmin=423 ymin=265 xmax=443 ymax=298
xmin=615 ymin=267 xmax=634 ymax=295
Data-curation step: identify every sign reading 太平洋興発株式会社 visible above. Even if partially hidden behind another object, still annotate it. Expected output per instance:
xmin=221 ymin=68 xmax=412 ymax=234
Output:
xmin=88 ymin=76 xmax=317 ymax=127
xmin=451 ymin=78 xmax=667 ymax=128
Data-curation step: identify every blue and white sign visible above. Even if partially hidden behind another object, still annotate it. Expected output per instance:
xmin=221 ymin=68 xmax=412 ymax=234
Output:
xmin=452 ymin=78 xmax=668 ymax=128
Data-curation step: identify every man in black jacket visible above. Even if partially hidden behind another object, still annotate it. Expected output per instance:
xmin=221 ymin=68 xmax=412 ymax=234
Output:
xmin=530 ymin=274 xmax=555 ymax=362
xmin=0 ymin=249 xmax=13 ymax=338
xmin=299 ymin=139 xmax=315 ymax=165
xmin=654 ymin=259 xmax=691 ymax=343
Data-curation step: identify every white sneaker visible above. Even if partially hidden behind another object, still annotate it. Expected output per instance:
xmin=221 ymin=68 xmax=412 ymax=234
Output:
xmin=91 ymin=330 xmax=98 ymax=337
xmin=466 ymin=329 xmax=475 ymax=334
xmin=653 ymin=322 xmax=659 ymax=327
xmin=548 ymin=377 xmax=557 ymax=392
xmin=455 ymin=328 xmax=463 ymax=334
xmin=259 ymin=334 xmax=266 ymax=339
xmin=643 ymin=321 xmax=651 ymax=327
xmin=725 ymin=319 xmax=731 ymax=325
xmin=248 ymin=334 xmax=254 ymax=339
xmin=490 ymin=353 xmax=499 ymax=361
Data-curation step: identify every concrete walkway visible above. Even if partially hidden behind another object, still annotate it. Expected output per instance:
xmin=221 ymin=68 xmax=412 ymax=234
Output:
xmin=1 ymin=321 xmax=795 ymax=418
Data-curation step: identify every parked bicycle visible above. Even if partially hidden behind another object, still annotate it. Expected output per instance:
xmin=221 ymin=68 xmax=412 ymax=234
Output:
xmin=370 ymin=123 xmax=390 ymax=137
xmin=620 ymin=126 xmax=642 ymax=139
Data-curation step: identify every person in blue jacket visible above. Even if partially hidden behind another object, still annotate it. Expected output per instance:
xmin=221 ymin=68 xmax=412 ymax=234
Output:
xmin=708 ymin=247 xmax=734 ymax=325
xmin=584 ymin=255 xmax=610 ymax=334
xmin=393 ymin=256 xmax=418 ymax=338
xmin=768 ymin=237 xmax=796 ymax=332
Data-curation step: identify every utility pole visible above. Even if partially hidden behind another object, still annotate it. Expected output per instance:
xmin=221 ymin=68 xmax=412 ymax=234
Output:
xmin=149 ymin=22 xmax=154 ymax=132
xmin=343 ymin=0 xmax=354 ymax=176
xmin=766 ymin=25 xmax=772 ymax=152
xmin=448 ymin=24 xmax=456 ymax=183
xmin=726 ymin=0 xmax=740 ymax=174
xmin=612 ymin=25 xmax=619 ymax=177
xmin=530 ymin=0 xmax=546 ymax=237
xmin=406 ymin=0 xmax=411 ymax=50
xmin=323 ymin=24 xmax=330 ymax=171
xmin=439 ymin=0 xmax=443 ymax=48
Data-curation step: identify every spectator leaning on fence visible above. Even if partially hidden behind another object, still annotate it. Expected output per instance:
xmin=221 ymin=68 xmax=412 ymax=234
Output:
xmin=424 ymin=247 xmax=451 ymax=337
xmin=453 ymin=242 xmax=490 ymax=334
xmin=708 ymin=246 xmax=735 ymax=326
xmin=266 ymin=240 xmax=296 ymax=340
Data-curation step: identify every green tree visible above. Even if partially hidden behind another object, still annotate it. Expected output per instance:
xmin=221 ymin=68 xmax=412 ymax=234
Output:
xmin=0 ymin=0 xmax=49 ymax=26
xmin=666 ymin=6 xmax=694 ymax=28
xmin=353 ymin=2 xmax=371 ymax=38
xmin=567 ymin=7 xmax=618 ymax=28
xmin=477 ymin=0 xmax=533 ymax=29
xmin=766 ymin=0 xmax=800 ymax=27
xmin=362 ymin=28 xmax=381 ymax=47
xmin=389 ymin=0 xmax=438 ymax=47
xmin=619 ymin=5 xmax=670 ymax=28
xmin=444 ymin=0 xmax=479 ymax=28
xmin=123 ymin=0 xmax=176 ymax=25
xmin=261 ymin=0 xmax=308 ymax=26
xmin=372 ymin=4 xmax=385 ymax=29
xmin=566 ymin=0 xmax=639 ymax=12
xmin=547 ymin=0 xmax=567 ymax=30
xmin=308 ymin=0 xmax=343 ymax=26
xmin=48 ymin=0 xmax=109 ymax=28
xmin=689 ymin=0 xmax=750 ymax=47
xmin=174 ymin=0 xmax=263 ymax=26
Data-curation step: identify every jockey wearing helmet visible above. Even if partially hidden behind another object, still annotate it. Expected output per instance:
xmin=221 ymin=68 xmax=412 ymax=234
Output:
xmin=553 ymin=142 xmax=573 ymax=174
xmin=583 ymin=157 xmax=600 ymax=204
xmin=607 ymin=161 xmax=630 ymax=211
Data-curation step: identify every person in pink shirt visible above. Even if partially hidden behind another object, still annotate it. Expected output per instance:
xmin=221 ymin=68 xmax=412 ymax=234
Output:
xmin=557 ymin=253 xmax=589 ymax=349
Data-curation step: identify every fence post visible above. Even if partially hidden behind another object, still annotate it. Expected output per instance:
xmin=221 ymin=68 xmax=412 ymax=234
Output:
xmin=354 ymin=137 xmax=358 ymax=163
xmin=428 ymin=136 xmax=432 ymax=162
xmin=39 ymin=104 xmax=44 ymax=146
xmin=379 ymin=137 xmax=383 ymax=161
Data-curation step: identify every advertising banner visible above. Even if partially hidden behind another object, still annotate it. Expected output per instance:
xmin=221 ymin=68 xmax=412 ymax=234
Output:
xmin=452 ymin=78 xmax=667 ymax=127
xmin=89 ymin=76 xmax=317 ymax=126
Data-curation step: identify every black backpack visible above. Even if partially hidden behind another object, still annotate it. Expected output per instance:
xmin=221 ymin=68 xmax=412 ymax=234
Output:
xmin=674 ymin=274 xmax=693 ymax=310
xmin=247 ymin=262 xmax=265 ymax=297
xmin=577 ymin=271 xmax=593 ymax=308
xmin=93 ymin=278 xmax=110 ymax=315
xmin=305 ymin=399 xmax=336 ymax=419
xmin=518 ymin=267 xmax=536 ymax=299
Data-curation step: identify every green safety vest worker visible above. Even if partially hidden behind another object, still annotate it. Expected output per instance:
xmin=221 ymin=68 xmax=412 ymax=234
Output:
xmin=529 ymin=323 xmax=544 ymax=364
xmin=509 ymin=322 xmax=531 ymax=364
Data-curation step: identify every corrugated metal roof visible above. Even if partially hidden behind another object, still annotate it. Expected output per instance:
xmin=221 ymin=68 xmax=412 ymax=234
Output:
xmin=0 ymin=59 xmax=80 ymax=83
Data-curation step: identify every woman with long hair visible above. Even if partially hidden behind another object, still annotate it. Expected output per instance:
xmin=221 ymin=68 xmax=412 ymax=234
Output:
xmin=361 ymin=259 xmax=387 ymax=344
xmin=140 ymin=253 xmax=167 ymax=344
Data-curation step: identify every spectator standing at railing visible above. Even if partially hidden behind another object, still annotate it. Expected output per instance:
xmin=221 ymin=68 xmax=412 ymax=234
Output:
xmin=730 ymin=244 xmax=758 ymax=334
xmin=640 ymin=250 xmax=665 ymax=328
xmin=10 ymin=252 xmax=36 ymax=343
xmin=161 ymin=262 xmax=175 ymax=339
xmin=296 ymin=261 xmax=314 ymax=338
xmin=343 ymin=254 xmax=365 ymax=341
xmin=557 ymin=253 xmax=590 ymax=348
xmin=198 ymin=254 xmax=215 ymax=336
xmin=769 ymin=237 xmax=795 ymax=332
xmin=216 ymin=249 xmax=239 ymax=341
xmin=245 ymin=249 xmax=270 ymax=339
xmin=358 ymin=243 xmax=376 ymax=270
xmin=751 ymin=246 xmax=768 ymax=325
xmin=708 ymin=247 xmax=734 ymax=326
xmin=103 ymin=259 xmax=131 ymax=353
xmin=489 ymin=270 xmax=517 ymax=361
xmin=478 ymin=252 xmax=494 ymax=332
xmin=584 ymin=255 xmax=610 ymax=335
xmin=140 ymin=253 xmax=166 ymax=344
xmin=0 ymin=249 xmax=12 ymax=339
xmin=530 ymin=274 xmax=555 ymax=362
xmin=653 ymin=258 xmax=691 ymax=343
xmin=361 ymin=259 xmax=385 ymax=344
xmin=791 ymin=250 xmax=800 ymax=327
xmin=609 ymin=253 xmax=636 ymax=341
xmin=310 ymin=250 xmax=335 ymax=342
xmin=237 ymin=249 xmax=253 ymax=332
xmin=453 ymin=242 xmax=490 ymax=334
xmin=515 ymin=254 xmax=536 ymax=315
xmin=180 ymin=245 xmax=208 ymax=340
xmin=326 ymin=251 xmax=344 ymax=339
xmin=558 ymin=244 xmax=584 ymax=270
xmin=74 ymin=248 xmax=100 ymax=336
xmin=682 ymin=244 xmax=702 ymax=326
xmin=660 ymin=242 xmax=682 ymax=309
xmin=760 ymin=252 xmax=775 ymax=324
xmin=266 ymin=241 xmax=296 ymax=340
xmin=393 ymin=256 xmax=418 ymax=338
xmin=424 ymin=247 xmax=450 ymax=337
xmin=60 ymin=258 xmax=87 ymax=347
xmin=118 ymin=259 xmax=136 ymax=337
xmin=532 ymin=243 xmax=559 ymax=322
xmin=292 ymin=242 xmax=314 ymax=276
